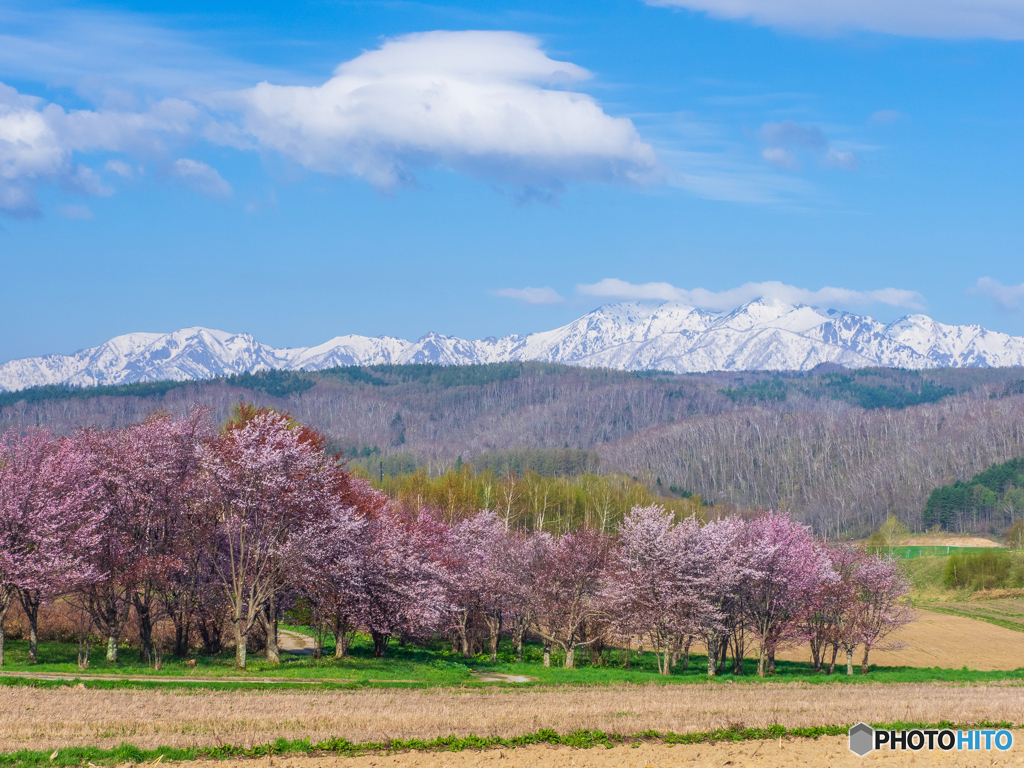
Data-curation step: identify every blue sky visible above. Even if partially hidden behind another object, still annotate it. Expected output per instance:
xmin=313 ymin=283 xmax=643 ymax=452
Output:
xmin=1 ymin=0 xmax=1024 ymax=360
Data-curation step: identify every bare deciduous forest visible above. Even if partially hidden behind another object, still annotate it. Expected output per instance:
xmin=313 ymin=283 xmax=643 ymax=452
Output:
xmin=3 ymin=362 xmax=1024 ymax=536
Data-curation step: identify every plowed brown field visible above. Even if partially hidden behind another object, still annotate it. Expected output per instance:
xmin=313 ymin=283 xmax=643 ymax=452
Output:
xmin=166 ymin=734 xmax=1024 ymax=768
xmin=775 ymin=608 xmax=1024 ymax=671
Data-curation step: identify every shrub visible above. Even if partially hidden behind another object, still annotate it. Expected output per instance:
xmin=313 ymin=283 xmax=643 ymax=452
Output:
xmin=944 ymin=550 xmax=1012 ymax=591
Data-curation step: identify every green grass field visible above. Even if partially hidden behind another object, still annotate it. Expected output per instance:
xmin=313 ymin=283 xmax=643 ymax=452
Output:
xmin=1 ymin=624 xmax=1023 ymax=692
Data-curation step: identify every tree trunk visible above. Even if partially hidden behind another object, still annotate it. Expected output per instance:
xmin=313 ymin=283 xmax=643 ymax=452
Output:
xmin=173 ymin=615 xmax=189 ymax=658
xmin=681 ymin=636 xmax=692 ymax=671
xmin=106 ymin=634 xmax=119 ymax=663
xmin=457 ymin=614 xmax=470 ymax=658
xmin=731 ymin=628 xmax=745 ymax=676
xmin=564 ymin=645 xmax=575 ymax=669
xmin=234 ymin=619 xmax=248 ymax=670
xmin=810 ymin=636 xmax=822 ymax=673
xmin=489 ymin=632 xmax=499 ymax=662
xmin=861 ymin=645 xmax=871 ymax=674
xmin=706 ymin=634 xmax=718 ymax=677
xmin=134 ymin=593 xmax=153 ymax=664
xmin=18 ymin=589 xmax=41 ymax=663
xmin=827 ymin=644 xmax=839 ymax=675
xmin=0 ymin=586 xmax=12 ymax=666
xmin=846 ymin=648 xmax=854 ymax=676
xmin=371 ymin=631 xmax=389 ymax=658
xmin=663 ymin=648 xmax=671 ymax=675
xmin=333 ymin=616 xmax=350 ymax=658
xmin=757 ymin=645 xmax=767 ymax=678
xmin=78 ymin=637 xmax=90 ymax=670
xmin=261 ymin=602 xmax=280 ymax=663
xmin=767 ymin=649 xmax=776 ymax=676
xmin=543 ymin=642 xmax=551 ymax=668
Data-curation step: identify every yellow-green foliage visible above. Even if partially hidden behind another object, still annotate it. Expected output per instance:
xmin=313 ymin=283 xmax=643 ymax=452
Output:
xmin=943 ymin=550 xmax=1021 ymax=591
xmin=356 ymin=464 xmax=707 ymax=532
xmin=1006 ymin=519 xmax=1024 ymax=549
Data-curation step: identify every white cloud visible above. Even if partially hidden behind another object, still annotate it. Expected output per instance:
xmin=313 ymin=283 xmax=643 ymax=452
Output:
xmin=57 ymin=204 xmax=93 ymax=220
xmin=643 ymin=0 xmax=1024 ymax=39
xmin=219 ymin=31 xmax=660 ymax=193
xmin=0 ymin=80 xmax=200 ymax=215
xmin=760 ymin=120 xmax=858 ymax=171
xmin=970 ymin=277 xmax=1024 ymax=311
xmin=168 ymin=158 xmax=232 ymax=198
xmin=105 ymin=159 xmax=133 ymax=177
xmin=761 ymin=147 xmax=798 ymax=170
xmin=493 ymin=286 xmax=565 ymax=304
xmin=577 ymin=278 xmax=925 ymax=311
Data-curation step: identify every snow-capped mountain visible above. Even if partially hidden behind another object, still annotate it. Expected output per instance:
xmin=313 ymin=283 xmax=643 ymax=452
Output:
xmin=2 ymin=299 xmax=1023 ymax=392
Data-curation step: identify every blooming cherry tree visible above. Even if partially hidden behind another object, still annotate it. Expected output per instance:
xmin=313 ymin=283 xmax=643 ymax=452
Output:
xmin=0 ymin=429 xmax=102 ymax=663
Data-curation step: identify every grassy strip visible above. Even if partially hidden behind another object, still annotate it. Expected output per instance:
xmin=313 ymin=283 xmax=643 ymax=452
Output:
xmin=3 ymin=722 xmax=1020 ymax=767
xmin=924 ymin=605 xmax=1024 ymax=634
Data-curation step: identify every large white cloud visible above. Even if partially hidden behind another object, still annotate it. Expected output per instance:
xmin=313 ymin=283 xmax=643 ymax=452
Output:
xmin=644 ymin=0 xmax=1024 ymax=39
xmin=578 ymin=278 xmax=925 ymax=310
xmin=221 ymin=31 xmax=661 ymax=191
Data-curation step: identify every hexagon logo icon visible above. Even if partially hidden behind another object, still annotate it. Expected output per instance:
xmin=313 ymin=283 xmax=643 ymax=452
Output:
xmin=849 ymin=722 xmax=874 ymax=756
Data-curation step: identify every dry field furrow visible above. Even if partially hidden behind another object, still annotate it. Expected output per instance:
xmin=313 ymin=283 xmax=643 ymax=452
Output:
xmin=168 ymin=734 xmax=1024 ymax=768
xmin=4 ymin=682 xmax=1024 ymax=752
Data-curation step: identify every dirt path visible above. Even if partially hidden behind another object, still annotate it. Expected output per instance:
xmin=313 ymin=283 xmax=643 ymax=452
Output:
xmin=166 ymin=734 xmax=1024 ymax=768
xmin=5 ymin=681 xmax=1023 ymax=752
xmin=279 ymin=629 xmax=318 ymax=656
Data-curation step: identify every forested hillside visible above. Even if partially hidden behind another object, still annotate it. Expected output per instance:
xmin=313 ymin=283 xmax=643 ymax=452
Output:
xmin=2 ymin=362 xmax=1024 ymax=537
xmin=923 ymin=457 xmax=1024 ymax=532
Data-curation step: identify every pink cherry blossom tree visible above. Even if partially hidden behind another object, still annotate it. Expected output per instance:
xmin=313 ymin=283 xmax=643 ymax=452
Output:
xmin=198 ymin=409 xmax=344 ymax=669
xmin=531 ymin=529 xmax=609 ymax=668
xmin=601 ymin=506 xmax=692 ymax=675
xmin=352 ymin=508 xmax=450 ymax=657
xmin=284 ymin=505 xmax=365 ymax=657
xmin=82 ymin=408 xmax=211 ymax=663
xmin=0 ymin=429 xmax=102 ymax=664
xmin=854 ymin=552 xmax=913 ymax=674
xmin=504 ymin=530 xmax=551 ymax=662
xmin=692 ymin=515 xmax=749 ymax=677
xmin=445 ymin=511 xmax=511 ymax=660
xmin=740 ymin=511 xmax=835 ymax=677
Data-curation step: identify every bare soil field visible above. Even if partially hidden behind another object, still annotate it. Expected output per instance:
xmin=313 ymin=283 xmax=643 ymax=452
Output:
xmin=775 ymin=609 xmax=1024 ymax=671
xmin=899 ymin=536 xmax=1005 ymax=548
xmin=171 ymin=733 xmax=1024 ymax=768
xmin=5 ymin=682 xmax=1024 ymax=752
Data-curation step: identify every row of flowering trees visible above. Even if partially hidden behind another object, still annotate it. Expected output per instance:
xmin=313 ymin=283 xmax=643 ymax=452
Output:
xmin=0 ymin=407 xmax=912 ymax=676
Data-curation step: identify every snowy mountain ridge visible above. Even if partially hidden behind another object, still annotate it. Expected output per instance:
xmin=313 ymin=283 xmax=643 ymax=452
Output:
xmin=2 ymin=299 xmax=1022 ymax=393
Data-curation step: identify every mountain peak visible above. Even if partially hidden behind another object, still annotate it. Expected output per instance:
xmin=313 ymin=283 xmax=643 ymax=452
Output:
xmin=1 ymin=301 xmax=1022 ymax=393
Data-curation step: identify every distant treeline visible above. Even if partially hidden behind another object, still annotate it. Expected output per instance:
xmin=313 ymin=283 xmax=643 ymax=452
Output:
xmin=352 ymin=462 xmax=708 ymax=533
xmin=345 ymin=446 xmax=601 ymax=482
xmin=924 ymin=457 xmax=1024 ymax=532
xmin=0 ymin=362 xmax=664 ymax=408
xmin=720 ymin=370 xmax=957 ymax=411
